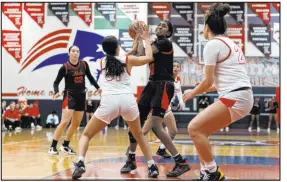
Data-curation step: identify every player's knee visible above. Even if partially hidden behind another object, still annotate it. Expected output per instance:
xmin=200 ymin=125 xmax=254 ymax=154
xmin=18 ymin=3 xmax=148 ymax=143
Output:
xmin=169 ymin=129 xmax=177 ymax=139
xmin=128 ymin=131 xmax=138 ymax=143
xmin=188 ymin=122 xmax=198 ymax=138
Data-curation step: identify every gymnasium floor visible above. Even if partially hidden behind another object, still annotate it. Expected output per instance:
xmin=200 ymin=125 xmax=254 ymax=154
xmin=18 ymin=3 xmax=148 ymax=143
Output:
xmin=2 ymin=127 xmax=280 ymax=180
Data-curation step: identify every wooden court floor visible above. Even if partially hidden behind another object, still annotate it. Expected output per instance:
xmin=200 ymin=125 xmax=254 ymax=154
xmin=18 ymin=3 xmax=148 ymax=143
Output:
xmin=2 ymin=127 xmax=280 ymax=180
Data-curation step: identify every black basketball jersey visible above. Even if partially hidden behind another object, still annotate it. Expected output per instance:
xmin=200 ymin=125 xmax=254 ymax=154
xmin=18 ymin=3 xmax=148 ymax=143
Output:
xmin=149 ymin=38 xmax=174 ymax=82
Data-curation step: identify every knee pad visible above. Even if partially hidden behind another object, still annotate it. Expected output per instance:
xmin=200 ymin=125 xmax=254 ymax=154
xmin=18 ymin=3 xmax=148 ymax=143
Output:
xmin=128 ymin=131 xmax=137 ymax=143
xmin=152 ymin=107 xmax=166 ymax=118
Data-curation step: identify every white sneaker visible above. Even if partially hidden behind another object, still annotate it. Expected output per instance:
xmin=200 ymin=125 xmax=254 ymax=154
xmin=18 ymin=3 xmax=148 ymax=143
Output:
xmin=267 ymin=128 xmax=270 ymax=133
xmin=257 ymin=127 xmax=260 ymax=132
xmin=220 ymin=128 xmax=224 ymax=132
xmin=31 ymin=123 xmax=35 ymax=129
xmin=277 ymin=128 xmax=279 ymax=133
xmin=48 ymin=147 xmax=59 ymax=155
xmin=115 ymin=125 xmax=119 ymax=130
xmin=124 ymin=125 xmax=127 ymax=130
xmin=36 ymin=125 xmax=42 ymax=129
xmin=248 ymin=127 xmax=252 ymax=132
xmin=15 ymin=127 xmax=22 ymax=131
xmin=225 ymin=127 xmax=229 ymax=132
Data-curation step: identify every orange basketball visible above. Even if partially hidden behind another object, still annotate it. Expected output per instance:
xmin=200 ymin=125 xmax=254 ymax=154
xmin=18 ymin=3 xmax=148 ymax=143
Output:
xmin=128 ymin=21 xmax=146 ymax=40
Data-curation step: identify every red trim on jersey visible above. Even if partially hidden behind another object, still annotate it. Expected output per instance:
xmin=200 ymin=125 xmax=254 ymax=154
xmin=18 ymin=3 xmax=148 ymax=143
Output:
xmin=213 ymin=38 xmax=232 ymax=63
xmin=82 ymin=61 xmax=86 ymax=70
xmin=67 ymin=60 xmax=81 ymax=69
xmin=136 ymin=86 xmax=143 ymax=103
xmin=126 ymin=56 xmax=131 ymax=76
xmin=162 ymin=49 xmax=174 ymax=55
xmin=62 ymin=92 xmax=69 ymax=109
xmin=219 ymin=98 xmax=236 ymax=108
xmin=161 ymin=83 xmax=169 ymax=110
xmin=64 ymin=64 xmax=68 ymax=74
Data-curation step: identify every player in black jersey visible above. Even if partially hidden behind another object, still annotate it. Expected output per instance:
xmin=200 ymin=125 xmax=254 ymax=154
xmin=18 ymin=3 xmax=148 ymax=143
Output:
xmin=48 ymin=45 xmax=101 ymax=156
xmin=121 ymin=20 xmax=190 ymax=177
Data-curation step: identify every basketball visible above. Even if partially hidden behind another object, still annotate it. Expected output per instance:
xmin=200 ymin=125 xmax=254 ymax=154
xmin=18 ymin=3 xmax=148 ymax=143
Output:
xmin=128 ymin=20 xmax=146 ymax=40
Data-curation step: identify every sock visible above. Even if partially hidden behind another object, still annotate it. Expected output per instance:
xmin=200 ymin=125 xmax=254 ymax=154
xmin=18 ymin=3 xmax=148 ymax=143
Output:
xmin=205 ymin=160 xmax=217 ymax=173
xmin=128 ymin=153 xmax=136 ymax=161
xmin=63 ymin=140 xmax=70 ymax=147
xmin=200 ymin=163 xmax=205 ymax=171
xmin=159 ymin=144 xmax=166 ymax=150
xmin=51 ymin=139 xmax=58 ymax=148
xmin=78 ymin=156 xmax=85 ymax=162
xmin=147 ymin=160 xmax=155 ymax=168
xmin=129 ymin=150 xmax=136 ymax=154
xmin=173 ymin=153 xmax=183 ymax=163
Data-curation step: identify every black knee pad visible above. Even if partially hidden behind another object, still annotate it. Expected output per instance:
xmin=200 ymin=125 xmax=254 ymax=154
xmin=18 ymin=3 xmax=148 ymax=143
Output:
xmin=152 ymin=107 xmax=166 ymax=118
xmin=138 ymin=105 xmax=151 ymax=127
xmin=128 ymin=131 xmax=137 ymax=143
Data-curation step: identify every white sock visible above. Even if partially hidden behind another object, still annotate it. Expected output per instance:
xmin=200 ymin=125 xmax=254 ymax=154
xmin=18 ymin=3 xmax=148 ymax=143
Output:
xmin=129 ymin=150 xmax=136 ymax=154
xmin=147 ymin=160 xmax=155 ymax=167
xmin=205 ymin=160 xmax=217 ymax=173
xmin=200 ymin=163 xmax=205 ymax=170
xmin=78 ymin=156 xmax=85 ymax=162
xmin=159 ymin=144 xmax=166 ymax=150
xmin=173 ymin=153 xmax=180 ymax=158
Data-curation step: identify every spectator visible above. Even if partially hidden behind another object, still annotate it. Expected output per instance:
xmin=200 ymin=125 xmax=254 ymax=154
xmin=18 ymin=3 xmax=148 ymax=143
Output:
xmin=30 ymin=101 xmax=42 ymax=129
xmin=3 ymin=101 xmax=22 ymax=131
xmin=20 ymin=102 xmax=31 ymax=128
xmin=266 ymin=97 xmax=279 ymax=133
xmin=2 ymin=101 xmax=7 ymax=131
xmin=46 ymin=110 xmax=59 ymax=128
xmin=248 ymin=97 xmax=261 ymax=132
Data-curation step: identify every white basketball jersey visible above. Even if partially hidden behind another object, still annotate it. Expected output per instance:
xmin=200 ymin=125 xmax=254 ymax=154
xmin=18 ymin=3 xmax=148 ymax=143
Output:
xmin=203 ymin=37 xmax=251 ymax=97
xmin=98 ymin=55 xmax=133 ymax=96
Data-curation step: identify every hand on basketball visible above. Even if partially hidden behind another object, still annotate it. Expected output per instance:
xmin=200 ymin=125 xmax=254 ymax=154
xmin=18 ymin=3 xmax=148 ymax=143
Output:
xmin=53 ymin=93 xmax=61 ymax=100
xmin=136 ymin=23 xmax=149 ymax=40
xmin=183 ymin=89 xmax=194 ymax=103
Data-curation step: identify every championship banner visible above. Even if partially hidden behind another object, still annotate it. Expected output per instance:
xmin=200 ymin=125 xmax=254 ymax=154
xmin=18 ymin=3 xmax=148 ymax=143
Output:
xmin=71 ymin=3 xmax=92 ymax=26
xmin=117 ymin=3 xmax=141 ymax=21
xmin=2 ymin=3 xmax=22 ymax=30
xmin=2 ymin=30 xmax=22 ymax=63
xmin=96 ymin=3 xmax=117 ymax=27
xmin=151 ymin=3 xmax=171 ymax=21
xmin=248 ymin=3 xmax=270 ymax=25
xmin=119 ymin=29 xmax=133 ymax=52
xmin=173 ymin=25 xmax=194 ymax=55
xmin=249 ymin=24 xmax=271 ymax=56
xmin=227 ymin=25 xmax=244 ymax=53
xmin=228 ymin=3 xmax=244 ymax=25
xmin=272 ymin=3 xmax=280 ymax=12
xmin=273 ymin=22 xmax=279 ymax=44
xmin=172 ymin=3 xmax=194 ymax=25
xmin=48 ymin=3 xmax=69 ymax=26
xmin=24 ymin=3 xmax=45 ymax=28
xmin=197 ymin=3 xmax=214 ymax=14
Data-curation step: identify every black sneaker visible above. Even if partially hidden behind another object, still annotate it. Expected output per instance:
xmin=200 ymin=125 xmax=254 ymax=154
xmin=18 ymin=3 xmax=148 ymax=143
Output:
xmin=166 ymin=158 xmax=191 ymax=177
xmin=194 ymin=166 xmax=226 ymax=181
xmin=120 ymin=161 xmax=137 ymax=173
xmin=72 ymin=160 xmax=86 ymax=179
xmin=192 ymin=169 xmax=205 ymax=181
xmin=148 ymin=164 xmax=159 ymax=178
xmin=156 ymin=147 xmax=171 ymax=158
xmin=59 ymin=145 xmax=76 ymax=155
xmin=48 ymin=147 xmax=59 ymax=155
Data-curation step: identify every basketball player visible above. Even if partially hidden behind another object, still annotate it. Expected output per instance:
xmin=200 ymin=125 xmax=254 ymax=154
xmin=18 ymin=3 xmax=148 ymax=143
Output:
xmin=48 ymin=45 xmax=101 ymax=155
xmin=121 ymin=20 xmax=190 ymax=177
xmin=142 ymin=61 xmax=184 ymax=158
xmin=183 ymin=3 xmax=253 ymax=180
xmin=72 ymin=24 xmax=159 ymax=179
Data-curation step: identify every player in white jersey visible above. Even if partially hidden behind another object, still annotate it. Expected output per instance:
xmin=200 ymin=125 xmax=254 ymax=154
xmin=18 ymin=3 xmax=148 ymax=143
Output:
xmin=72 ymin=24 xmax=159 ymax=179
xmin=142 ymin=61 xmax=184 ymax=158
xmin=183 ymin=3 xmax=253 ymax=181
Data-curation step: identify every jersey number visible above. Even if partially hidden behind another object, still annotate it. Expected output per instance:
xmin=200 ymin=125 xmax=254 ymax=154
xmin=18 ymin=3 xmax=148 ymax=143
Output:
xmin=234 ymin=46 xmax=245 ymax=64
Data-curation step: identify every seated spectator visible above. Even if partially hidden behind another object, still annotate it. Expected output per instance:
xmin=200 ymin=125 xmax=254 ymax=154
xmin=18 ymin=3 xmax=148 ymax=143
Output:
xmin=30 ymin=101 xmax=42 ymax=129
xmin=3 ymin=101 xmax=22 ymax=131
xmin=46 ymin=110 xmax=59 ymax=128
xmin=2 ymin=100 xmax=7 ymax=131
xmin=20 ymin=102 xmax=31 ymax=128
